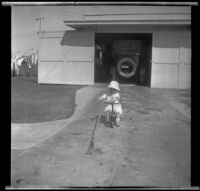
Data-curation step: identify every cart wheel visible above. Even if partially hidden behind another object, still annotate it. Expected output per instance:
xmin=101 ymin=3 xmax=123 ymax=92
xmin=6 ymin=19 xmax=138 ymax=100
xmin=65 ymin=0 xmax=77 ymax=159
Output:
xmin=110 ymin=121 xmax=114 ymax=128
xmin=109 ymin=118 xmax=114 ymax=128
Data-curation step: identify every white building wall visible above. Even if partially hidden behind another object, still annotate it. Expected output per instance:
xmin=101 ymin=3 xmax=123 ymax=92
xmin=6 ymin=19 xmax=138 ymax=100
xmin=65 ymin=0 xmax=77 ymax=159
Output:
xmin=178 ymin=31 xmax=191 ymax=89
xmin=38 ymin=31 xmax=94 ymax=85
xmin=38 ymin=31 xmax=65 ymax=84
xmin=62 ymin=31 xmax=94 ymax=85
xmin=151 ymin=30 xmax=191 ymax=89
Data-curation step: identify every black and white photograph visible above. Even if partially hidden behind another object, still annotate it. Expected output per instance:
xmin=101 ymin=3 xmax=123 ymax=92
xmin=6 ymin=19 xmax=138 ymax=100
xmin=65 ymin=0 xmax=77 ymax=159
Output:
xmin=4 ymin=1 xmax=198 ymax=189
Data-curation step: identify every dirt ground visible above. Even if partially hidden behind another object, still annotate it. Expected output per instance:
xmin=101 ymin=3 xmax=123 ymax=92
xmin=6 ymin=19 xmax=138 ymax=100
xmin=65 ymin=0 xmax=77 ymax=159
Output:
xmin=10 ymin=85 xmax=191 ymax=188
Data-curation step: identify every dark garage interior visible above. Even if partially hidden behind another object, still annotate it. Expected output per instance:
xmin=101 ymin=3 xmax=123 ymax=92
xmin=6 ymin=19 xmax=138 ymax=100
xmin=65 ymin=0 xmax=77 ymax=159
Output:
xmin=95 ymin=33 xmax=152 ymax=86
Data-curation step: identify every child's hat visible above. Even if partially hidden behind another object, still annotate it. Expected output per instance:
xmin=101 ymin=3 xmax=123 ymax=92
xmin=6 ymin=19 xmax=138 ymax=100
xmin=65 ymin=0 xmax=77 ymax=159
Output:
xmin=108 ymin=81 xmax=120 ymax=91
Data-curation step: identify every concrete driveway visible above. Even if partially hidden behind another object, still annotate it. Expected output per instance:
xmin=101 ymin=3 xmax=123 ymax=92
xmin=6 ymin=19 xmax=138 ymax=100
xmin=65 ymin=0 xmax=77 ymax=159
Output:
xmin=11 ymin=85 xmax=191 ymax=188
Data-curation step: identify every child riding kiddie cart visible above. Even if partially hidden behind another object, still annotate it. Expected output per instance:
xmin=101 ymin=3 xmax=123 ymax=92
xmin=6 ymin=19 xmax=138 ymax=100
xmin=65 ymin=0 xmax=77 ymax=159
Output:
xmin=99 ymin=81 xmax=123 ymax=128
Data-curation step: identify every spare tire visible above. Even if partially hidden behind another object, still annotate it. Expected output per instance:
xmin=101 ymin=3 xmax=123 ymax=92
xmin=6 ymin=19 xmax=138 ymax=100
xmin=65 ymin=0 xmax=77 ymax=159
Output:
xmin=117 ymin=57 xmax=138 ymax=78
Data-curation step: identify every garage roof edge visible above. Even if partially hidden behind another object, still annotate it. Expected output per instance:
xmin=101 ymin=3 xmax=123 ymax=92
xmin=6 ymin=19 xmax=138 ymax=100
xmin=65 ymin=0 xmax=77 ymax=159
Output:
xmin=2 ymin=1 xmax=198 ymax=6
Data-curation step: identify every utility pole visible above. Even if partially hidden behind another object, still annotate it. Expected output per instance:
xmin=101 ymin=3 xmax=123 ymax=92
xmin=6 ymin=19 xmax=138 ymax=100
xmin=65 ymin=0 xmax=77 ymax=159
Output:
xmin=36 ymin=17 xmax=44 ymax=51
xmin=36 ymin=17 xmax=44 ymax=83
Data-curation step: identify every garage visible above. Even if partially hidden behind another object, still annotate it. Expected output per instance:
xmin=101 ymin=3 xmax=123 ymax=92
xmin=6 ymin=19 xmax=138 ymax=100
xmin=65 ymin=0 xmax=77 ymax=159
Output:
xmin=37 ymin=5 xmax=191 ymax=89
xmin=95 ymin=33 xmax=152 ymax=86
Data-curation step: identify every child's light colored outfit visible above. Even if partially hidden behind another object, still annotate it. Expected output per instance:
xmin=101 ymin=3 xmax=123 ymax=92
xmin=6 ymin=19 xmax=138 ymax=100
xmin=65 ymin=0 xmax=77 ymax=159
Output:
xmin=104 ymin=93 xmax=122 ymax=115
xmin=99 ymin=92 xmax=122 ymax=125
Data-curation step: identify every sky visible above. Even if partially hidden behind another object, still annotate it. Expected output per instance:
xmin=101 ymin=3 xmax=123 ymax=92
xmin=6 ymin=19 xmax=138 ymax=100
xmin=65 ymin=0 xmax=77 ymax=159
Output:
xmin=11 ymin=6 xmax=82 ymax=55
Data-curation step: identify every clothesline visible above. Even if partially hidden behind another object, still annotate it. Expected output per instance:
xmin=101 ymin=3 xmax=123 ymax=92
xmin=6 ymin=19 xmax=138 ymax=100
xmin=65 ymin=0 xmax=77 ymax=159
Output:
xmin=12 ymin=48 xmax=38 ymax=57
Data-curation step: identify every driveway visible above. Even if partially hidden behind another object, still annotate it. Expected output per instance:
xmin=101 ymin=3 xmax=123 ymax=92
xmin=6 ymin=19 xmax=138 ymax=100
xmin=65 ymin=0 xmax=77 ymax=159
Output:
xmin=11 ymin=85 xmax=191 ymax=188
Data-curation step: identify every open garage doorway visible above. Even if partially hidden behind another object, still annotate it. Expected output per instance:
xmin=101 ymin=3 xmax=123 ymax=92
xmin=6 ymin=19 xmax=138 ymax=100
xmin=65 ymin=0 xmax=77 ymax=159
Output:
xmin=94 ymin=33 xmax=152 ymax=86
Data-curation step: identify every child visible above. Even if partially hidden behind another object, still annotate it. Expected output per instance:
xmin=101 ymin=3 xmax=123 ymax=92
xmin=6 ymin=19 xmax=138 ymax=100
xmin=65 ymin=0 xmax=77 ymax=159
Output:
xmin=99 ymin=81 xmax=122 ymax=127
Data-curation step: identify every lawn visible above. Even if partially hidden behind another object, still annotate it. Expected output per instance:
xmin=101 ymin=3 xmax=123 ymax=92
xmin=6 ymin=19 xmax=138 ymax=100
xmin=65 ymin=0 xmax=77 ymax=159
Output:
xmin=11 ymin=77 xmax=85 ymax=123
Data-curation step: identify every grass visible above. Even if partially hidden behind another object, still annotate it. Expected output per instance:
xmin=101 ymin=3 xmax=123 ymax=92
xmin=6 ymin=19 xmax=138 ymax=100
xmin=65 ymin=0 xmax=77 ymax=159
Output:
xmin=11 ymin=77 xmax=85 ymax=123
